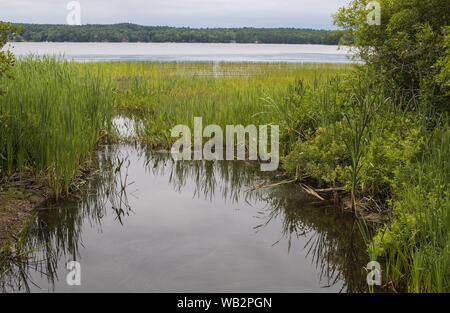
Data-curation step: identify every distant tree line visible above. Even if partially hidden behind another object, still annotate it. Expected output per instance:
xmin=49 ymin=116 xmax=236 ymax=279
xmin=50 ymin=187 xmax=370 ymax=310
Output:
xmin=11 ymin=23 xmax=342 ymax=44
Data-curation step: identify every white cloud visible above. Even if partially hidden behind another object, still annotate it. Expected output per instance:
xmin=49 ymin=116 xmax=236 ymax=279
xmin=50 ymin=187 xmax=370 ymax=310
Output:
xmin=0 ymin=0 xmax=350 ymax=29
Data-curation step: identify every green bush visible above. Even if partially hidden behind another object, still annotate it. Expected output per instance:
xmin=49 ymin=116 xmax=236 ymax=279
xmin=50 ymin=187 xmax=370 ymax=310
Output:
xmin=371 ymin=124 xmax=449 ymax=292
xmin=283 ymin=122 xmax=350 ymax=187
xmin=0 ymin=22 xmax=21 ymax=94
xmin=359 ymin=108 xmax=425 ymax=196
xmin=334 ymin=0 xmax=450 ymax=111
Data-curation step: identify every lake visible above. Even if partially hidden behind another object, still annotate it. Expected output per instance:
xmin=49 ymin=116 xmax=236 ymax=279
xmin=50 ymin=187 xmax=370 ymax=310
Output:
xmin=1 ymin=118 xmax=368 ymax=292
xmin=6 ymin=42 xmax=357 ymax=63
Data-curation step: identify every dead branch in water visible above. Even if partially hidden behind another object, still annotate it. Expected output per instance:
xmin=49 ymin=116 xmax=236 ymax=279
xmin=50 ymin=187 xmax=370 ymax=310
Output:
xmin=299 ymin=183 xmax=325 ymax=200
xmin=313 ymin=187 xmax=345 ymax=193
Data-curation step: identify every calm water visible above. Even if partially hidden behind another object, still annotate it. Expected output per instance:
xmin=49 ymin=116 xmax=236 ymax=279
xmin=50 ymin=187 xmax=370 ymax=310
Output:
xmin=6 ymin=42 xmax=357 ymax=63
xmin=1 ymin=138 xmax=368 ymax=292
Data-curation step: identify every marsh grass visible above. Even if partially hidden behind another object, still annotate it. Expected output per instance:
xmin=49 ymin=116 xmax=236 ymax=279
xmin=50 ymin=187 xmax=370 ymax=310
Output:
xmin=107 ymin=62 xmax=351 ymax=148
xmin=0 ymin=57 xmax=113 ymax=198
xmin=1 ymin=57 xmax=446 ymax=292
xmin=342 ymin=76 xmax=383 ymax=213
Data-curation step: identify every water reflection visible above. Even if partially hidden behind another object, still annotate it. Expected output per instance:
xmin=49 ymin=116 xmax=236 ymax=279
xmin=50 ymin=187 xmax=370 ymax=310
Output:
xmin=1 ymin=143 xmax=368 ymax=292
xmin=254 ymin=185 xmax=367 ymax=292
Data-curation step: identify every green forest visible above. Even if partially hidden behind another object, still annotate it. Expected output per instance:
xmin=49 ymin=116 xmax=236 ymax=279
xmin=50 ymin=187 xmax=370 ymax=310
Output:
xmin=12 ymin=23 xmax=342 ymax=44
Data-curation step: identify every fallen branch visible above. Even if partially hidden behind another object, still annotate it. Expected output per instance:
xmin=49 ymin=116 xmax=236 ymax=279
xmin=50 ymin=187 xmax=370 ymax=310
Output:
xmin=245 ymin=178 xmax=297 ymax=193
xmin=299 ymin=183 xmax=325 ymax=201
xmin=313 ymin=187 xmax=345 ymax=193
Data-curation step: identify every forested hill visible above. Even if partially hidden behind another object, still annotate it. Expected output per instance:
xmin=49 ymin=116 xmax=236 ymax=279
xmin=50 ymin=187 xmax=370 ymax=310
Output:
xmin=12 ymin=23 xmax=342 ymax=44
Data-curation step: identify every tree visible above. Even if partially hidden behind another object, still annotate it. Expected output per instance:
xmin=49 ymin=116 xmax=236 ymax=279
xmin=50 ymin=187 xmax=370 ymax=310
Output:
xmin=0 ymin=21 xmax=21 ymax=95
xmin=333 ymin=0 xmax=450 ymax=110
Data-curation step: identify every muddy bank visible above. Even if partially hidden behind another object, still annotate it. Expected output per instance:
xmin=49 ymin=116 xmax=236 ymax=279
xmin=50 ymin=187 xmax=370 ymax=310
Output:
xmin=0 ymin=186 xmax=45 ymax=246
xmin=0 ymin=164 xmax=97 ymax=246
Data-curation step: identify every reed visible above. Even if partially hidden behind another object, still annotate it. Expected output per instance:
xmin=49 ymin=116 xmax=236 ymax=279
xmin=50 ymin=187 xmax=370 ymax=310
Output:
xmin=0 ymin=59 xmax=350 ymax=195
xmin=107 ymin=62 xmax=351 ymax=147
xmin=3 ymin=58 xmax=446 ymax=292
xmin=0 ymin=57 xmax=113 ymax=198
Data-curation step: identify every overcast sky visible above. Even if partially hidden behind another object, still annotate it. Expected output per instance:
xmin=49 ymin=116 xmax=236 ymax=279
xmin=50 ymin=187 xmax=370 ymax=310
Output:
xmin=0 ymin=0 xmax=350 ymax=29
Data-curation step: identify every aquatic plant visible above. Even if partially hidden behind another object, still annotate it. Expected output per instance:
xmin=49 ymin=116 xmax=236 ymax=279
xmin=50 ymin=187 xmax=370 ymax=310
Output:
xmin=0 ymin=57 xmax=113 ymax=198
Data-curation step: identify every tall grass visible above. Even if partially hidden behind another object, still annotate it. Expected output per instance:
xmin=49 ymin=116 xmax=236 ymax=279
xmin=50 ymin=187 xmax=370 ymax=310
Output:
xmin=277 ymin=67 xmax=448 ymax=292
xmin=0 ymin=57 xmax=446 ymax=292
xmin=107 ymin=62 xmax=351 ymax=147
xmin=0 ymin=59 xmax=350 ymax=194
xmin=342 ymin=76 xmax=384 ymax=213
xmin=0 ymin=57 xmax=113 ymax=197
xmin=371 ymin=118 xmax=449 ymax=292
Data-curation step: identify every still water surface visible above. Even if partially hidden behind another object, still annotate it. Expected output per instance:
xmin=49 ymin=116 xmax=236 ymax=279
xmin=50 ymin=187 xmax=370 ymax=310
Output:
xmin=7 ymin=42 xmax=357 ymax=63
xmin=2 ymin=131 xmax=368 ymax=292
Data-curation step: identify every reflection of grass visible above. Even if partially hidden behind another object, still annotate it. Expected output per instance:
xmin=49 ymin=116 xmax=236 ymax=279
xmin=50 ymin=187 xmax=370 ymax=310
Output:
xmin=0 ymin=144 xmax=369 ymax=292
xmin=1 ymin=218 xmax=31 ymax=268
xmin=0 ymin=145 xmax=137 ymax=291
xmin=0 ymin=217 xmax=44 ymax=292
xmin=258 ymin=185 xmax=369 ymax=292
xmin=142 ymin=145 xmax=368 ymax=292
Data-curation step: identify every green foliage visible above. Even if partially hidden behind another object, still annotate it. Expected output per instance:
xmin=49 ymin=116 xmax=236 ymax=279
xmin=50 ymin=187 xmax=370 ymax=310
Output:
xmin=333 ymin=0 xmax=450 ymax=110
xmin=371 ymin=123 xmax=449 ymax=292
xmin=283 ymin=122 xmax=350 ymax=186
xmin=280 ymin=76 xmax=350 ymax=186
xmin=331 ymin=0 xmax=449 ymax=292
xmin=430 ymin=27 xmax=450 ymax=103
xmin=0 ymin=21 xmax=21 ymax=94
xmin=0 ymin=58 xmax=113 ymax=197
xmin=360 ymin=110 xmax=424 ymax=196
xmin=282 ymin=68 xmax=447 ymax=292
xmin=341 ymin=75 xmax=382 ymax=211
xmin=107 ymin=62 xmax=349 ymax=148
xmin=283 ymin=89 xmax=426 ymax=195
xmin=13 ymin=23 xmax=342 ymax=45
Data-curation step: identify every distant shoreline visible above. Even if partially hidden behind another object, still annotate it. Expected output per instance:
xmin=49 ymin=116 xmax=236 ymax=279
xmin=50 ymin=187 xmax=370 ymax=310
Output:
xmin=12 ymin=23 xmax=343 ymax=45
xmin=8 ymin=42 xmax=345 ymax=46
